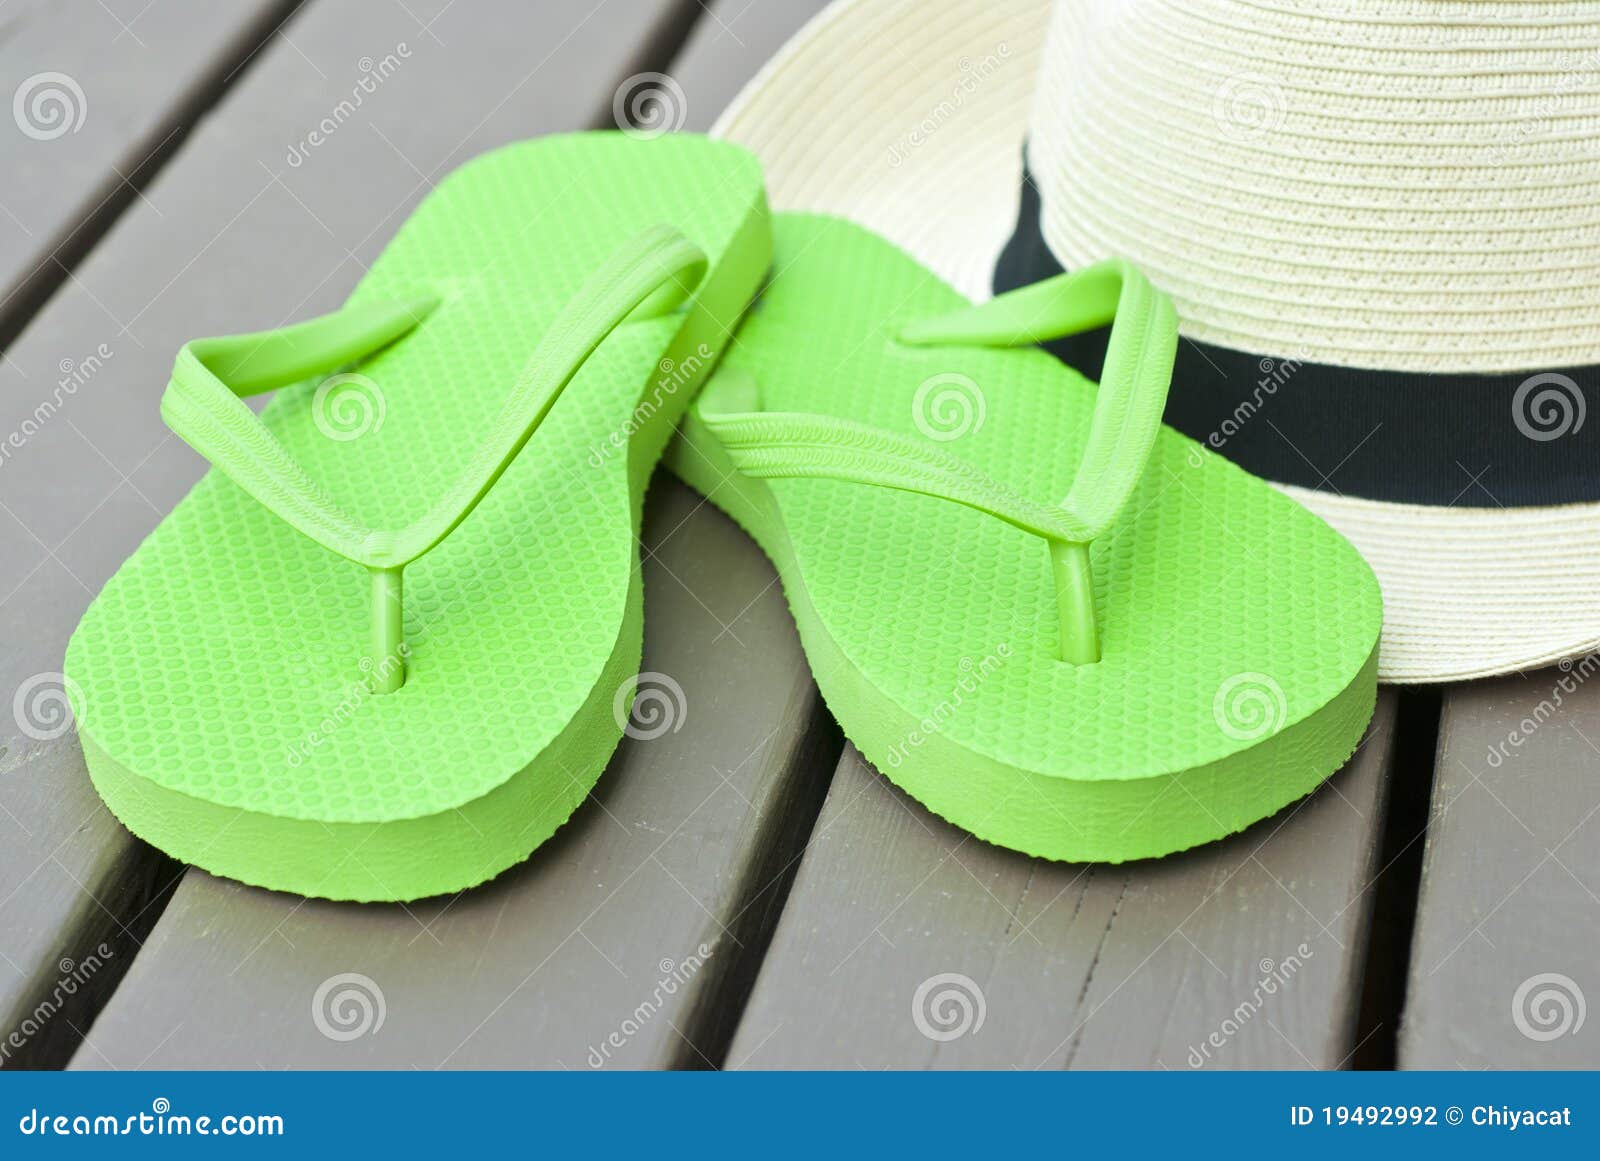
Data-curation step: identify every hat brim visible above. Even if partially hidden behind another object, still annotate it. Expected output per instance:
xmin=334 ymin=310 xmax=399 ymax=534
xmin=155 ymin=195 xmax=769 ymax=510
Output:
xmin=1282 ymin=486 xmax=1600 ymax=683
xmin=711 ymin=0 xmax=1597 ymax=684
xmin=712 ymin=0 xmax=1048 ymax=300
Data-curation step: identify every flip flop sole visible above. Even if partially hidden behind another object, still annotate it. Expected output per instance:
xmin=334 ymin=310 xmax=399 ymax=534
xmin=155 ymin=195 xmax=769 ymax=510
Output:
xmin=67 ymin=134 xmax=769 ymax=900
xmin=667 ymin=213 xmax=1381 ymax=863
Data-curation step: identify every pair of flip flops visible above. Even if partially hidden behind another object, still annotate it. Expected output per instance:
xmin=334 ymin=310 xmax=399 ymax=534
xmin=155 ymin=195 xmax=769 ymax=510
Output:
xmin=65 ymin=133 xmax=1381 ymax=902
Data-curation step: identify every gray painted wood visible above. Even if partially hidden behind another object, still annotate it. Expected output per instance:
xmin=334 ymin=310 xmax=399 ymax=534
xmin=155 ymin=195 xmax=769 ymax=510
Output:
xmin=670 ymin=0 xmax=833 ymax=130
xmin=56 ymin=0 xmax=843 ymax=1069
xmin=0 ymin=0 xmax=297 ymax=340
xmin=728 ymin=693 xmax=1399 ymax=1069
xmin=1401 ymin=668 xmax=1600 ymax=1069
xmin=0 ymin=0 xmax=302 ymax=1069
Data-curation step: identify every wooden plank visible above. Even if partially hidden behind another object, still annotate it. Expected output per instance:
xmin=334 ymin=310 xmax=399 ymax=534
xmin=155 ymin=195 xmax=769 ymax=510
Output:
xmin=728 ymin=693 xmax=1400 ymax=1069
xmin=0 ymin=0 xmax=307 ymax=1070
xmin=0 ymin=0 xmax=298 ymax=342
xmin=1401 ymin=666 xmax=1600 ymax=1068
xmin=61 ymin=0 xmax=843 ymax=1069
xmin=669 ymin=0 xmax=834 ymax=130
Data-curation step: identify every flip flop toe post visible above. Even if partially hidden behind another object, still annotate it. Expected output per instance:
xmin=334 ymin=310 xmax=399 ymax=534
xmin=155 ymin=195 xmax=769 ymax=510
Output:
xmin=66 ymin=134 xmax=769 ymax=900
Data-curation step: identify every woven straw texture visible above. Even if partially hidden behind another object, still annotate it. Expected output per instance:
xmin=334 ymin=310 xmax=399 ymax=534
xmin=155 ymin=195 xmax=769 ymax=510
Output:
xmin=1031 ymin=0 xmax=1600 ymax=373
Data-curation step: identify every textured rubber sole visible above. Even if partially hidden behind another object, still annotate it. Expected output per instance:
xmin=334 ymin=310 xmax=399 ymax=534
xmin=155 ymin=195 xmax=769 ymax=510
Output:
xmin=667 ymin=213 xmax=1382 ymax=862
xmin=67 ymin=134 xmax=770 ymax=900
xmin=80 ymin=581 xmax=640 ymax=900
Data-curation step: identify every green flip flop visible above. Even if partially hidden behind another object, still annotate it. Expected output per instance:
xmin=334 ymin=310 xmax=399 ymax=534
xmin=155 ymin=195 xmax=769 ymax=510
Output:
xmin=667 ymin=213 xmax=1382 ymax=862
xmin=65 ymin=133 xmax=769 ymax=901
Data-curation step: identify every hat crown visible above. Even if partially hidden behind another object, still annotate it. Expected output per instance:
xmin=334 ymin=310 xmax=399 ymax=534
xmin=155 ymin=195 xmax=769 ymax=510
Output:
xmin=1028 ymin=0 xmax=1600 ymax=371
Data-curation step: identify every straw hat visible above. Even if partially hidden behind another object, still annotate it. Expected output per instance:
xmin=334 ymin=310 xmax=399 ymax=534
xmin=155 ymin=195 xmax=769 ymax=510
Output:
xmin=713 ymin=0 xmax=1600 ymax=683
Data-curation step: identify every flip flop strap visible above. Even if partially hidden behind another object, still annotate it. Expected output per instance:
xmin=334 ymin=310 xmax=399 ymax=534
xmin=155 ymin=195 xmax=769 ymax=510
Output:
xmin=161 ymin=224 xmax=707 ymax=689
xmin=900 ymin=258 xmax=1177 ymax=539
xmin=706 ymin=385 xmax=1093 ymax=544
xmin=694 ymin=259 xmax=1177 ymax=665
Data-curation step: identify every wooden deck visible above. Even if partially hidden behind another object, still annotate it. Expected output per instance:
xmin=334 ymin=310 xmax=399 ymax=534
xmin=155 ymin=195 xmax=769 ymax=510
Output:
xmin=1 ymin=0 xmax=1594 ymax=1071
